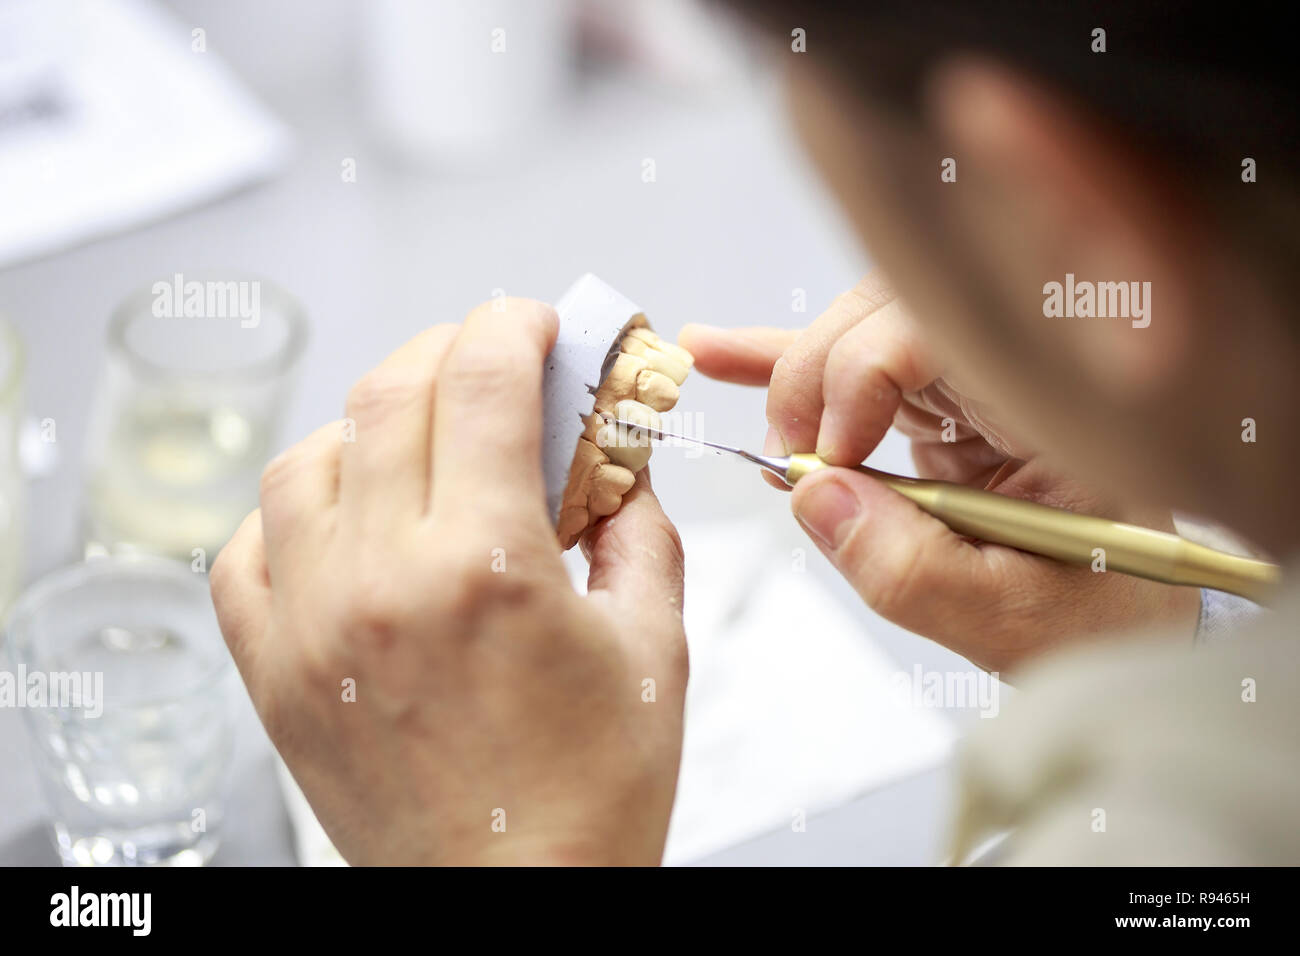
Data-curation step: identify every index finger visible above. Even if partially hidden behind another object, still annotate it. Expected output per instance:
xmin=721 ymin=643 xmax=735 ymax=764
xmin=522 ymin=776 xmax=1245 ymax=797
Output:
xmin=431 ymin=298 xmax=559 ymax=530
xmin=677 ymin=325 xmax=801 ymax=385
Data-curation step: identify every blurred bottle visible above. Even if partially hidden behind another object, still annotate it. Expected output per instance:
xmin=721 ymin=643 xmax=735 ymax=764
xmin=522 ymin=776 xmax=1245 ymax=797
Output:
xmin=364 ymin=0 xmax=577 ymax=167
xmin=82 ymin=276 xmax=306 ymax=563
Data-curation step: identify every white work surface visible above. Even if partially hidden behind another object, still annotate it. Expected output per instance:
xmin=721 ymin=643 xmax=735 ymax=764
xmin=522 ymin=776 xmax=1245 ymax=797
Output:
xmin=0 ymin=0 xmax=983 ymax=866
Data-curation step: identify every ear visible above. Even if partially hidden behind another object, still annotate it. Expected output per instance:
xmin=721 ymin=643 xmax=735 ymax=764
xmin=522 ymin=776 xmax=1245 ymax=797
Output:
xmin=923 ymin=58 xmax=1204 ymax=398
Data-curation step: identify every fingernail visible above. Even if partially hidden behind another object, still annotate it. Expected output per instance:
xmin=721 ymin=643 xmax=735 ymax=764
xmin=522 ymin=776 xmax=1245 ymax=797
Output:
xmin=795 ymin=478 xmax=860 ymax=550
xmin=763 ymin=425 xmax=786 ymax=456
xmin=815 ymin=408 xmax=838 ymax=461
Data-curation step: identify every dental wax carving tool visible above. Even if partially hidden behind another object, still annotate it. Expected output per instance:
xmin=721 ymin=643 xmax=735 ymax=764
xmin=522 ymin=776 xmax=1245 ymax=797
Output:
xmin=610 ymin=419 xmax=1281 ymax=604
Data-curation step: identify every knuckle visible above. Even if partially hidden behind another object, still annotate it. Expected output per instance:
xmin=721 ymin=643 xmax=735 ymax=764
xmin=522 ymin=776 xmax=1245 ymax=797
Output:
xmin=770 ymin=346 xmax=824 ymax=408
xmin=467 ymin=297 xmax=557 ymax=334
xmin=767 ymin=355 xmax=806 ymax=413
xmin=345 ymin=368 xmax=425 ymax=420
xmin=259 ymin=449 xmax=301 ymax=501
xmin=295 ymin=628 xmax=345 ymax=691
xmin=771 ymin=347 xmax=808 ymax=384
xmin=421 ymin=321 xmax=460 ymax=343
xmin=438 ymin=342 xmax=514 ymax=396
xmin=439 ymin=556 xmax=539 ymax=623
xmin=339 ymin=579 xmax=410 ymax=653
xmin=841 ymin=277 xmax=894 ymax=315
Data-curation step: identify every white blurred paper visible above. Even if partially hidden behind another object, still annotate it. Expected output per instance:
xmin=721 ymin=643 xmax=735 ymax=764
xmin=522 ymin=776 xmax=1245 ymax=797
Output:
xmin=647 ymin=518 xmax=954 ymax=864
xmin=0 ymin=0 xmax=290 ymax=267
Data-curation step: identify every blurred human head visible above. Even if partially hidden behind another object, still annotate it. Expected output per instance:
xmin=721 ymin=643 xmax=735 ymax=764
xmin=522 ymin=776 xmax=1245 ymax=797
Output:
xmin=731 ymin=1 xmax=1300 ymax=554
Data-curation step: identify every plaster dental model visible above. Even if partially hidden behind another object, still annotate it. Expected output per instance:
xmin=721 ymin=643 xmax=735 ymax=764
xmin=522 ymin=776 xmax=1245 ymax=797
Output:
xmin=542 ymin=275 xmax=693 ymax=550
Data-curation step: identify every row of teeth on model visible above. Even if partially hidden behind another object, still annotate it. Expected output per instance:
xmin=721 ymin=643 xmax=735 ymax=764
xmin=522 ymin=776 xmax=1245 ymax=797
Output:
xmin=555 ymin=325 xmax=694 ymax=549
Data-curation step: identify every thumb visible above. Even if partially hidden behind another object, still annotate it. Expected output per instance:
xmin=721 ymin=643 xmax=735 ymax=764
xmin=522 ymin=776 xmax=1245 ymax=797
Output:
xmin=677 ymin=324 xmax=801 ymax=386
xmin=581 ymin=469 xmax=686 ymax=661
xmin=791 ymin=468 xmax=995 ymax=636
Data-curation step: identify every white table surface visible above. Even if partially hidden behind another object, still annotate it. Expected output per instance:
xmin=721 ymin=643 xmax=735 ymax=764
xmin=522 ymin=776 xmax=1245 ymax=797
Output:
xmin=0 ymin=0 xmax=979 ymax=866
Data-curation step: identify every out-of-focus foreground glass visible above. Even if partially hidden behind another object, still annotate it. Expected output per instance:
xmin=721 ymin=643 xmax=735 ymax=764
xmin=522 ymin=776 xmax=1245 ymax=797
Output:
xmin=82 ymin=276 xmax=306 ymax=561
xmin=0 ymin=319 xmax=24 ymax=612
xmin=4 ymin=556 xmax=236 ymax=866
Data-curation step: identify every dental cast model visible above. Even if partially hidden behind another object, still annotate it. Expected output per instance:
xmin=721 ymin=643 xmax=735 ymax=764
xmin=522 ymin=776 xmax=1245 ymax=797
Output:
xmin=555 ymin=322 xmax=693 ymax=549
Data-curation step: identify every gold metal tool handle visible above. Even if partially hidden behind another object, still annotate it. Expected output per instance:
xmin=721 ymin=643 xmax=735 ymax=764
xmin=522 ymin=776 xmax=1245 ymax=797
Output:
xmin=784 ymin=453 xmax=1280 ymax=604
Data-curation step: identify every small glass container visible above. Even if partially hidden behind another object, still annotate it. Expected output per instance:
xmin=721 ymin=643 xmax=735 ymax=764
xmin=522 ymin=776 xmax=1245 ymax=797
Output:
xmin=82 ymin=275 xmax=306 ymax=562
xmin=4 ymin=555 xmax=237 ymax=866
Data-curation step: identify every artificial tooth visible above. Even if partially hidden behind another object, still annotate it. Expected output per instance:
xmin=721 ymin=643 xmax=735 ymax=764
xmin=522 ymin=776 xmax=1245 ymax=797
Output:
xmin=645 ymin=349 xmax=689 ymax=385
xmin=613 ymin=399 xmax=660 ymax=435
xmin=625 ymin=327 xmax=695 ymax=370
xmin=556 ymin=505 xmax=589 ymax=546
xmin=618 ymin=329 xmax=691 ymax=382
xmin=569 ymin=433 xmax=608 ymax=475
xmin=587 ymin=485 xmax=623 ymax=517
xmin=593 ymin=462 xmax=636 ymax=495
xmin=594 ymin=353 xmax=648 ymax=409
xmin=596 ymin=421 xmax=652 ymax=472
xmin=635 ymin=369 xmax=679 ymax=412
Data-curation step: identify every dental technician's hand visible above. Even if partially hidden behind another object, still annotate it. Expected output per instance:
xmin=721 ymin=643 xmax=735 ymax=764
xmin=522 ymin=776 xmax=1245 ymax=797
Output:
xmin=211 ymin=299 xmax=687 ymax=866
xmin=680 ymin=273 xmax=1198 ymax=674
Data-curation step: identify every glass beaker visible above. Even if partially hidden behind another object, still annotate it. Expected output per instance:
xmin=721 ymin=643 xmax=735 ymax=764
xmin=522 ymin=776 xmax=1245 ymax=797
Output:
xmin=82 ymin=274 xmax=306 ymax=562
xmin=4 ymin=555 xmax=237 ymax=866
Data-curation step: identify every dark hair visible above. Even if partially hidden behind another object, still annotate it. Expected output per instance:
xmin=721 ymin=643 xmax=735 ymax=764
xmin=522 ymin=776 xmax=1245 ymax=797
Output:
xmin=721 ymin=1 xmax=1299 ymax=281
xmin=726 ymin=2 xmax=1296 ymax=168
